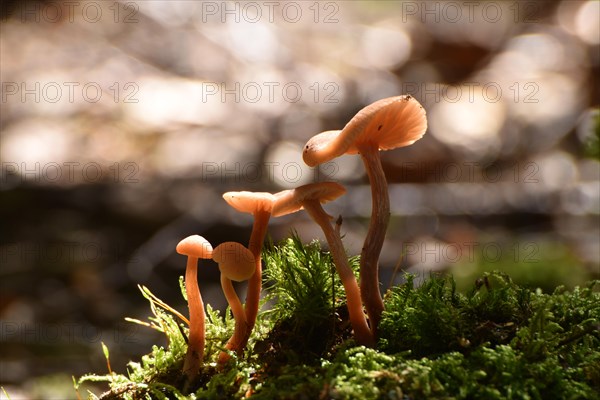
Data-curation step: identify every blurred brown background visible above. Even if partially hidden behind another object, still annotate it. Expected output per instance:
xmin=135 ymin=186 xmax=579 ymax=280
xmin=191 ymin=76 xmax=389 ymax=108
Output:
xmin=1 ymin=0 xmax=598 ymax=397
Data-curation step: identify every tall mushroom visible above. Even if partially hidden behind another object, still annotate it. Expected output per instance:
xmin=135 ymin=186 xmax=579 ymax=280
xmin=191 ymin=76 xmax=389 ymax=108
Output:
xmin=273 ymin=182 xmax=374 ymax=346
xmin=212 ymin=242 xmax=255 ymax=364
xmin=176 ymin=235 xmax=213 ymax=380
xmin=222 ymin=192 xmax=275 ymax=346
xmin=302 ymin=95 xmax=427 ymax=334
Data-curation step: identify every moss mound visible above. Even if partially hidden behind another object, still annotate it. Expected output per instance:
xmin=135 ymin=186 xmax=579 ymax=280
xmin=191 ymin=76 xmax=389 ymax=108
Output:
xmin=76 ymin=238 xmax=600 ymax=399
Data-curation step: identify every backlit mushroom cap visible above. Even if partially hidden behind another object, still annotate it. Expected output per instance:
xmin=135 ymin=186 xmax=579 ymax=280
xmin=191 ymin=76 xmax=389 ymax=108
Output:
xmin=301 ymin=130 xmax=343 ymax=167
xmin=212 ymin=242 xmax=255 ymax=282
xmin=222 ymin=192 xmax=275 ymax=214
xmin=176 ymin=235 xmax=213 ymax=259
xmin=272 ymin=182 xmax=346 ymax=217
xmin=303 ymin=96 xmax=427 ymax=166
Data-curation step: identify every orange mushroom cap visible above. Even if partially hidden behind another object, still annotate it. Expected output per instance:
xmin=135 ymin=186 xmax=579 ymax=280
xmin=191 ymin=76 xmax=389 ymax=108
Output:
xmin=212 ymin=242 xmax=255 ymax=282
xmin=176 ymin=235 xmax=213 ymax=259
xmin=303 ymin=95 xmax=427 ymax=167
xmin=272 ymin=182 xmax=346 ymax=218
xmin=222 ymin=191 xmax=276 ymax=214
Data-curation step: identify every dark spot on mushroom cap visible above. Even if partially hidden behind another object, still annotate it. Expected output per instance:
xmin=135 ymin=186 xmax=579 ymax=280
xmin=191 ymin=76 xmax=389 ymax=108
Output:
xmin=377 ymin=125 xmax=383 ymax=131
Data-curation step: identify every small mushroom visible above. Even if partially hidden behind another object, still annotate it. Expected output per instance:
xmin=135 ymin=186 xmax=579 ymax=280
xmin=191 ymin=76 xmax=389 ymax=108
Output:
xmin=176 ymin=235 xmax=213 ymax=379
xmin=222 ymin=192 xmax=275 ymax=345
xmin=273 ymin=182 xmax=374 ymax=346
xmin=212 ymin=242 xmax=255 ymax=363
xmin=302 ymin=96 xmax=427 ymax=334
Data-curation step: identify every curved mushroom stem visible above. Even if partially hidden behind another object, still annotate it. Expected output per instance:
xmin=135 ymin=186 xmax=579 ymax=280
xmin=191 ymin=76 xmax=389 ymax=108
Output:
xmin=243 ymin=210 xmax=271 ymax=339
xmin=183 ymin=256 xmax=205 ymax=380
xmin=219 ymin=275 xmax=247 ymax=364
xmin=302 ymin=199 xmax=374 ymax=347
xmin=358 ymin=144 xmax=387 ymax=336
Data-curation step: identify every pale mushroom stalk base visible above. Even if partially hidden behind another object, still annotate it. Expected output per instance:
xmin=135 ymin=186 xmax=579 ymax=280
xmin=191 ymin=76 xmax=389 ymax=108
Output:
xmin=302 ymin=199 xmax=374 ymax=347
xmin=219 ymin=275 xmax=248 ymax=364
xmin=358 ymin=144 xmax=387 ymax=335
xmin=183 ymin=257 xmax=205 ymax=380
xmin=243 ymin=210 xmax=271 ymax=340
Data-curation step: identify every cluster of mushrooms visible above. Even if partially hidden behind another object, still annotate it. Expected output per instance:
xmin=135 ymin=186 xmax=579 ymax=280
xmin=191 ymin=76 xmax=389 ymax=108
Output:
xmin=176 ymin=95 xmax=428 ymax=379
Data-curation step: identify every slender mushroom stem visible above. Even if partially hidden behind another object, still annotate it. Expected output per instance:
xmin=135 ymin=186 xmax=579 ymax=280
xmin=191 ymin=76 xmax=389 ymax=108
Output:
xmin=182 ymin=256 xmax=205 ymax=379
xmin=219 ymin=275 xmax=247 ymax=363
xmin=302 ymin=199 xmax=374 ymax=347
xmin=244 ymin=209 xmax=271 ymax=334
xmin=358 ymin=144 xmax=387 ymax=335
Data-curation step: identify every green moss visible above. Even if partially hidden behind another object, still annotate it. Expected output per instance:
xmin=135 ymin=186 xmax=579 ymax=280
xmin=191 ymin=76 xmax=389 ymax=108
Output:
xmin=262 ymin=235 xmax=345 ymax=330
xmin=378 ymin=273 xmax=531 ymax=356
xmin=256 ymin=235 xmax=358 ymax=368
xmin=77 ymin=239 xmax=600 ymax=399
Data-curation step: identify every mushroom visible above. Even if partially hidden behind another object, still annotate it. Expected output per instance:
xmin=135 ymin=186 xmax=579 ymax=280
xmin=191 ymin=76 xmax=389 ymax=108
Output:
xmin=176 ymin=235 xmax=213 ymax=379
xmin=302 ymin=95 xmax=427 ymax=334
xmin=222 ymin=191 xmax=275 ymax=344
xmin=273 ymin=182 xmax=374 ymax=346
xmin=212 ymin=242 xmax=255 ymax=363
